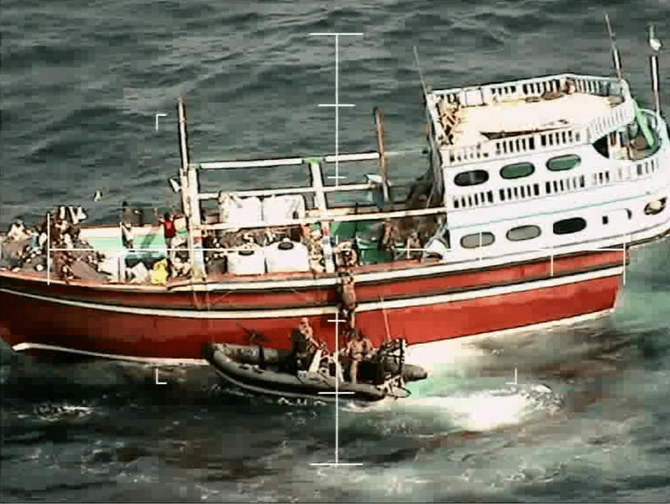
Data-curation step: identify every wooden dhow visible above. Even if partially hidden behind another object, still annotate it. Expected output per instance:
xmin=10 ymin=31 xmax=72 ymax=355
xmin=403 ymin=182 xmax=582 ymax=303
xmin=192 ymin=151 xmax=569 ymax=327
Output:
xmin=1 ymin=29 xmax=669 ymax=366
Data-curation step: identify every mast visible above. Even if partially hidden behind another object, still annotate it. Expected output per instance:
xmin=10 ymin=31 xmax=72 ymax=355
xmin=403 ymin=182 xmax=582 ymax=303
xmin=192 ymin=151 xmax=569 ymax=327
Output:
xmin=649 ymin=24 xmax=662 ymax=116
xmin=373 ymin=107 xmax=390 ymax=206
xmin=604 ymin=13 xmax=623 ymax=81
xmin=177 ymin=97 xmax=206 ymax=281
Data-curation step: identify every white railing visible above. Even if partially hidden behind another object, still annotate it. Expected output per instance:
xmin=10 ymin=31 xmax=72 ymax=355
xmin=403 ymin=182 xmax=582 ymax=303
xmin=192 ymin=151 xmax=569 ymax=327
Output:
xmin=452 ymin=189 xmax=495 ymax=210
xmin=446 ymin=143 xmax=666 ymax=212
xmin=586 ymin=100 xmax=635 ymax=142
xmin=437 ymin=74 xmax=635 ymax=166
xmin=432 ymin=73 xmax=626 ymax=106
xmin=444 ymin=125 xmax=586 ymax=165
xmin=197 ymin=151 xmax=380 ymax=170
xmin=445 ymin=108 xmax=669 ymax=210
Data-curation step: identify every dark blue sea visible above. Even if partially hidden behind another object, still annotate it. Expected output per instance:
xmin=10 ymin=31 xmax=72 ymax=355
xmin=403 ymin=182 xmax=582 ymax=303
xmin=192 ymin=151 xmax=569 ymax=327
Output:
xmin=2 ymin=0 xmax=670 ymax=501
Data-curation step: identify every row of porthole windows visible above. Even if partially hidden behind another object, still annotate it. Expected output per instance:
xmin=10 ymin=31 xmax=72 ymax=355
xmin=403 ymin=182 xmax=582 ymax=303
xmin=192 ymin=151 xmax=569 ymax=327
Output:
xmin=459 ymin=199 xmax=666 ymax=249
xmin=460 ymin=217 xmax=588 ymax=249
xmin=454 ymin=155 xmax=582 ymax=187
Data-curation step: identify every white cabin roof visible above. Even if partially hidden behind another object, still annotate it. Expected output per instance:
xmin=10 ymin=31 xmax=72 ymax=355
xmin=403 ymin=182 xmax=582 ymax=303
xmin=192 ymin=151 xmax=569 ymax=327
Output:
xmin=443 ymin=93 xmax=618 ymax=147
xmin=425 ymin=73 xmax=634 ymax=167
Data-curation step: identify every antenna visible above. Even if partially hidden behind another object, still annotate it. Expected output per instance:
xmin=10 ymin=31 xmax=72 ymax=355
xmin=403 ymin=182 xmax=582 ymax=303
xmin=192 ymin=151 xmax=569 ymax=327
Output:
xmin=604 ymin=12 xmax=623 ymax=80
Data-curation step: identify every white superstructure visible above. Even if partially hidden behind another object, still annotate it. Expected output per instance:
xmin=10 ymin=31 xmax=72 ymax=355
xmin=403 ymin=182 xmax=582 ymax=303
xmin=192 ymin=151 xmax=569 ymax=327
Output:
xmin=423 ymin=73 xmax=670 ymax=263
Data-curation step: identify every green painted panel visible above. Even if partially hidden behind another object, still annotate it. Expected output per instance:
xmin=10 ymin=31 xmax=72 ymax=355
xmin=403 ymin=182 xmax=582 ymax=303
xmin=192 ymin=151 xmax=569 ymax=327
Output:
xmin=632 ymin=99 xmax=656 ymax=149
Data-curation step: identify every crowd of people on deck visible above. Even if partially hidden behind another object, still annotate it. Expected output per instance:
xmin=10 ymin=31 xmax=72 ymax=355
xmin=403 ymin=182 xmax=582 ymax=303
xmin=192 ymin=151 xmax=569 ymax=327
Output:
xmin=0 ymin=206 xmax=103 ymax=281
xmin=0 ymin=201 xmax=191 ymax=284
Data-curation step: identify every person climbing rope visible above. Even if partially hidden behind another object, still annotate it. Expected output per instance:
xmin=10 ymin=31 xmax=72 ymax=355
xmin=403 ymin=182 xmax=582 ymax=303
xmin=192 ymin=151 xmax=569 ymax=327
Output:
xmin=339 ymin=273 xmax=357 ymax=331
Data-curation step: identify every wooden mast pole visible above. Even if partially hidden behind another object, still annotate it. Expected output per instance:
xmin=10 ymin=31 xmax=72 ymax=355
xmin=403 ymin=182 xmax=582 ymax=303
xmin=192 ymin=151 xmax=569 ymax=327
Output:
xmin=373 ymin=107 xmax=390 ymax=206
xmin=177 ymin=97 xmax=206 ymax=281
xmin=604 ymin=13 xmax=623 ymax=81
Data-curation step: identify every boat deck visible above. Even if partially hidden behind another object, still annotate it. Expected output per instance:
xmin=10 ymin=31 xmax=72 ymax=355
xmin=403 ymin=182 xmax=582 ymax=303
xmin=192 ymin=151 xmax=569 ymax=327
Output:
xmin=435 ymin=91 xmax=621 ymax=147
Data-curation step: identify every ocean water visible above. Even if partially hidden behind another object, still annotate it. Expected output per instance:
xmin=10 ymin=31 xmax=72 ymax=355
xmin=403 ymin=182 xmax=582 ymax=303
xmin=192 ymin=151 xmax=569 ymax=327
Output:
xmin=1 ymin=0 xmax=670 ymax=501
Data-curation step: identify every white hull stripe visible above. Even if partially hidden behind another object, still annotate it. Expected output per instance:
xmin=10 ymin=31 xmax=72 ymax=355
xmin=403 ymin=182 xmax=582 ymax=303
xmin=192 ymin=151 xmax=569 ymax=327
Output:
xmin=358 ymin=266 xmax=621 ymax=312
xmin=0 ymin=266 xmax=622 ymax=319
xmin=12 ymin=307 xmax=615 ymax=366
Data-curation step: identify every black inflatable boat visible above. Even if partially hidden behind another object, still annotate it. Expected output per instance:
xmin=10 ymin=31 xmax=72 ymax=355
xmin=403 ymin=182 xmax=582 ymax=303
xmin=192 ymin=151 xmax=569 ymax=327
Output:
xmin=202 ymin=338 xmax=428 ymax=403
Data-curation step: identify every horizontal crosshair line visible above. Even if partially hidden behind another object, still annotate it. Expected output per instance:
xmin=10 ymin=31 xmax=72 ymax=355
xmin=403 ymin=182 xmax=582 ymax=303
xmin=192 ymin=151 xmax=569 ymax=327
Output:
xmin=318 ymin=391 xmax=355 ymax=395
xmin=318 ymin=103 xmax=356 ymax=107
xmin=309 ymin=32 xmax=364 ymax=37
xmin=309 ymin=462 xmax=364 ymax=466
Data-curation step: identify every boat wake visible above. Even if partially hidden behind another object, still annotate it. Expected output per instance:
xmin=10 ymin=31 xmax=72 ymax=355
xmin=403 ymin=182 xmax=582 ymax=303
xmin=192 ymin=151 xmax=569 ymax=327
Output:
xmin=344 ymin=382 xmax=564 ymax=433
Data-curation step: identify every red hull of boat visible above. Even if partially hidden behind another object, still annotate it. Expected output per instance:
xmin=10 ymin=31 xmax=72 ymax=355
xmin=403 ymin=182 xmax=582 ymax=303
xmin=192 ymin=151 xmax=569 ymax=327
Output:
xmin=0 ymin=252 xmax=622 ymax=363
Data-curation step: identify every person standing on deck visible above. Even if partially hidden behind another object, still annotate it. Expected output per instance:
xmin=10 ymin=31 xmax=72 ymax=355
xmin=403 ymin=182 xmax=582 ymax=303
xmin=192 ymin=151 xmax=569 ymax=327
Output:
xmin=120 ymin=201 xmax=141 ymax=249
xmin=378 ymin=218 xmax=400 ymax=257
xmin=160 ymin=212 xmax=177 ymax=272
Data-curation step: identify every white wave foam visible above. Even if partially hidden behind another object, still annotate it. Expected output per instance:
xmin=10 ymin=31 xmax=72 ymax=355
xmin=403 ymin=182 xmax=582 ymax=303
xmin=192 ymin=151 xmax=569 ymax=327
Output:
xmin=344 ymin=383 xmax=562 ymax=432
xmin=34 ymin=403 xmax=95 ymax=421
xmin=410 ymin=384 xmax=562 ymax=431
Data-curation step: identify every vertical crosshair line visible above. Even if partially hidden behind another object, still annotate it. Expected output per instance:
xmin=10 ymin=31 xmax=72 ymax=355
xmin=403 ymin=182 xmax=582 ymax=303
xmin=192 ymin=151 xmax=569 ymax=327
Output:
xmin=335 ymin=34 xmax=339 ymax=187
xmin=310 ymin=32 xmax=363 ymax=188
xmin=308 ymin=31 xmax=364 ymax=468
xmin=334 ymin=310 xmax=339 ymax=464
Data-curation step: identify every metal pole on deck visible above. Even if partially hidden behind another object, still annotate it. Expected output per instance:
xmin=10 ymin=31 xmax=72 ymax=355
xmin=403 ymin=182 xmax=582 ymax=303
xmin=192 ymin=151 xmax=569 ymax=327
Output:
xmin=604 ymin=13 xmax=623 ymax=81
xmin=649 ymin=25 xmax=662 ymax=116
xmin=177 ymin=97 xmax=206 ymax=280
xmin=373 ymin=107 xmax=390 ymax=205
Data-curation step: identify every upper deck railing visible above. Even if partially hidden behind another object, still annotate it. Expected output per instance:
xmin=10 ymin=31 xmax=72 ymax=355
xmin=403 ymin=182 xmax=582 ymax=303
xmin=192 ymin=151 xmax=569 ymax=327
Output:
xmin=445 ymin=108 xmax=669 ymax=213
xmin=431 ymin=73 xmax=626 ymax=106
xmin=428 ymin=73 xmax=634 ymax=167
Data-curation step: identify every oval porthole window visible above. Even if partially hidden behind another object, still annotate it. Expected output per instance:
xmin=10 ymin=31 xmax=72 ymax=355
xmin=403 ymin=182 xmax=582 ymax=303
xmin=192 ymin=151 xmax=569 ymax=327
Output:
xmin=506 ymin=225 xmax=541 ymax=241
xmin=644 ymin=197 xmax=666 ymax=215
xmin=454 ymin=170 xmax=489 ymax=187
xmin=500 ymin=162 xmax=535 ymax=180
xmin=460 ymin=232 xmax=495 ymax=249
xmin=547 ymin=154 xmax=581 ymax=171
xmin=553 ymin=217 xmax=587 ymax=235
